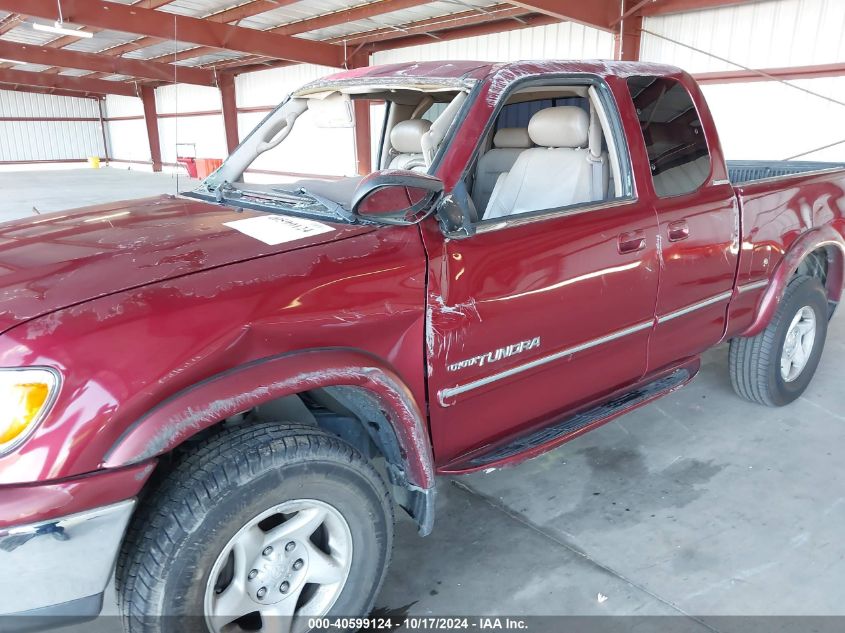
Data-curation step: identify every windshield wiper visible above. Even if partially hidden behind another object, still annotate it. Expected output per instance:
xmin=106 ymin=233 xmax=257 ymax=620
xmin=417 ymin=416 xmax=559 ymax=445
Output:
xmin=272 ymin=187 xmax=357 ymax=223
xmin=211 ymin=180 xmax=241 ymax=203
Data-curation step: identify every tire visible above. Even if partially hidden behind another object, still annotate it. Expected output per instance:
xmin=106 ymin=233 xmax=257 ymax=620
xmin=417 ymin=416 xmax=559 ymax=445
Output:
xmin=116 ymin=422 xmax=394 ymax=633
xmin=729 ymin=275 xmax=829 ymax=406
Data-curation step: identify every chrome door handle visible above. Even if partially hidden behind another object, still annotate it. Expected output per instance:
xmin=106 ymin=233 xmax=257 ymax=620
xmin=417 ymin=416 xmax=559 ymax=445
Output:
xmin=618 ymin=231 xmax=646 ymax=254
xmin=668 ymin=220 xmax=690 ymax=242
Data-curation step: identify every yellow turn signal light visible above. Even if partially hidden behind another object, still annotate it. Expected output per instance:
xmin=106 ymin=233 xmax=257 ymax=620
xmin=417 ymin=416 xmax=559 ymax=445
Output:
xmin=0 ymin=369 xmax=58 ymax=453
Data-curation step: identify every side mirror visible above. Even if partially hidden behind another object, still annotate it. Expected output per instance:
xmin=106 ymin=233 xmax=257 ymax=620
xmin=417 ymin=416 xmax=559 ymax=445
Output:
xmin=352 ymin=170 xmax=444 ymax=225
xmin=436 ymin=180 xmax=477 ymax=237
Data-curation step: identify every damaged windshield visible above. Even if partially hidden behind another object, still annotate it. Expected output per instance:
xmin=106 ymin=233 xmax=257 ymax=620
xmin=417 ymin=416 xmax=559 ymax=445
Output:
xmin=187 ymin=77 xmax=473 ymax=223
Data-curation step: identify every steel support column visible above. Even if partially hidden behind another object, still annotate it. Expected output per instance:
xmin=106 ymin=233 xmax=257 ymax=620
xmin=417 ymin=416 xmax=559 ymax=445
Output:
xmin=350 ymin=53 xmax=372 ymax=175
xmin=219 ymin=75 xmax=239 ymax=154
xmin=614 ymin=15 xmax=642 ymax=61
xmin=140 ymin=85 xmax=162 ymax=172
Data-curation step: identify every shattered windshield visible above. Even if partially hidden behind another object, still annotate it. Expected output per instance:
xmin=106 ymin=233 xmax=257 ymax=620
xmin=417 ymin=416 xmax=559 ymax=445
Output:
xmin=186 ymin=77 xmax=473 ymax=223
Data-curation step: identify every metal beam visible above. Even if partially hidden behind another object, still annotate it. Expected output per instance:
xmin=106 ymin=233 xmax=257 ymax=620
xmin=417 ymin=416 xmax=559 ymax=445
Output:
xmin=0 ymin=67 xmax=137 ymax=96
xmin=506 ymin=0 xmax=615 ymax=30
xmin=98 ymin=1 xmax=297 ymax=62
xmin=349 ymin=52 xmax=371 ymax=175
xmin=0 ymin=12 xmax=21 ymax=34
xmin=369 ymin=13 xmax=560 ymax=51
xmin=610 ymin=0 xmax=652 ymax=26
xmin=695 ymin=62 xmax=845 ymax=84
xmin=39 ymin=1 xmax=174 ymax=49
xmin=272 ymin=0 xmax=432 ymax=36
xmin=3 ymin=0 xmax=346 ymax=67
xmin=0 ymin=83 xmax=102 ymax=99
xmin=613 ymin=15 xmax=642 ymax=61
xmin=140 ymin=85 xmax=162 ymax=172
xmin=334 ymin=4 xmax=530 ymax=46
xmin=219 ymin=74 xmax=239 ymax=154
xmin=0 ymin=40 xmax=217 ymax=86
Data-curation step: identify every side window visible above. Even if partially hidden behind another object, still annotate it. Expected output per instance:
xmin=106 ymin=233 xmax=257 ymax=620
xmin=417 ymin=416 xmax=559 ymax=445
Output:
xmin=469 ymin=85 xmax=626 ymax=222
xmin=626 ymin=76 xmax=711 ymax=198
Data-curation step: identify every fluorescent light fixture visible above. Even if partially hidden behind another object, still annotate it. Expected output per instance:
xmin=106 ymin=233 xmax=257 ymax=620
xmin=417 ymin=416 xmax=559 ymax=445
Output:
xmin=32 ymin=21 xmax=93 ymax=38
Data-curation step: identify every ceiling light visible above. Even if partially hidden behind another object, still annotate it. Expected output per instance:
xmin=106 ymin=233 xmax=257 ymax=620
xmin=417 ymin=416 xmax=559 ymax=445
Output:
xmin=32 ymin=21 xmax=93 ymax=38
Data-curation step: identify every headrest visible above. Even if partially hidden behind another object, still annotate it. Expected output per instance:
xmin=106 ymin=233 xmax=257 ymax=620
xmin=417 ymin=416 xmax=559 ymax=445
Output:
xmin=493 ymin=127 xmax=532 ymax=149
xmin=390 ymin=119 xmax=432 ymax=154
xmin=528 ymin=106 xmax=589 ymax=148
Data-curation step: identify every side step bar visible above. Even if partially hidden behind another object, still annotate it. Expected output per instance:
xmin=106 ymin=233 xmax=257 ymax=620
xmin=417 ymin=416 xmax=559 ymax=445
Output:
xmin=443 ymin=367 xmax=692 ymax=473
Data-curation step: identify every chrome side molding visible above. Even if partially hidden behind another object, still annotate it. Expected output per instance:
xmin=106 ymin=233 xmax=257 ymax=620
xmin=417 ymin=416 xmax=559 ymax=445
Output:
xmin=439 ymin=320 xmax=653 ymax=404
xmin=656 ymin=290 xmax=733 ymax=324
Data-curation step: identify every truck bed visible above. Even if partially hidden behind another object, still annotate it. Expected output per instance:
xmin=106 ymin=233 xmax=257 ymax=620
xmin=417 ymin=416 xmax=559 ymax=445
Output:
xmin=728 ymin=160 xmax=845 ymax=185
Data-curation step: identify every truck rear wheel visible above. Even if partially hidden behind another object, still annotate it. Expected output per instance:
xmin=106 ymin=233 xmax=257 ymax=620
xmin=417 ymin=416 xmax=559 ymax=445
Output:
xmin=117 ymin=422 xmax=393 ymax=633
xmin=729 ymin=275 xmax=828 ymax=406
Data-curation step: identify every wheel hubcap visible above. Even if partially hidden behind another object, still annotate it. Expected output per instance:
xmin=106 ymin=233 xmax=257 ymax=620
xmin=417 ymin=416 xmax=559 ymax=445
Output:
xmin=781 ymin=305 xmax=817 ymax=382
xmin=204 ymin=499 xmax=353 ymax=633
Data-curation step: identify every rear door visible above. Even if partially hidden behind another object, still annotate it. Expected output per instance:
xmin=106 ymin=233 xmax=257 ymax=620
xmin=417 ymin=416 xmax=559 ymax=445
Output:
xmin=625 ymin=75 xmax=739 ymax=371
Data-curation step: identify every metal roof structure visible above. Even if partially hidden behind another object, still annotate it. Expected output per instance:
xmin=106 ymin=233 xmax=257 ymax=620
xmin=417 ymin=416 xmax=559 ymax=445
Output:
xmin=0 ymin=0 xmax=777 ymax=99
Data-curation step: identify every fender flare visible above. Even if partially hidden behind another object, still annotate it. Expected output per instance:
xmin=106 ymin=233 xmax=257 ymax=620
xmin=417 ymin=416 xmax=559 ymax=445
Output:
xmin=103 ymin=347 xmax=435 ymax=490
xmin=742 ymin=224 xmax=845 ymax=337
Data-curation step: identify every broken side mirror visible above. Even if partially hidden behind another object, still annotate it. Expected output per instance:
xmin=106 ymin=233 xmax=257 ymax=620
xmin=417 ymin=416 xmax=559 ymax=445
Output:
xmin=352 ymin=170 xmax=444 ymax=225
xmin=436 ymin=181 xmax=476 ymax=237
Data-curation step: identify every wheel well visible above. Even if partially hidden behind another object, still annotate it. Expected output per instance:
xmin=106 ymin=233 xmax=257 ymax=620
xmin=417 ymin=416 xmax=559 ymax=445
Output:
xmin=794 ymin=245 xmax=842 ymax=318
xmin=147 ymin=387 xmax=432 ymax=532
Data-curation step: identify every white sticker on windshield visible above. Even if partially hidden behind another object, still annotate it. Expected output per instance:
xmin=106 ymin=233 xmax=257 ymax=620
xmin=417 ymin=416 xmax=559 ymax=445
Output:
xmin=224 ymin=215 xmax=335 ymax=246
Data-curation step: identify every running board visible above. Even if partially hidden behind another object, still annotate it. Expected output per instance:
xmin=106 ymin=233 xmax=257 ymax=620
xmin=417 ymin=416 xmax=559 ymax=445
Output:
xmin=445 ymin=367 xmax=692 ymax=472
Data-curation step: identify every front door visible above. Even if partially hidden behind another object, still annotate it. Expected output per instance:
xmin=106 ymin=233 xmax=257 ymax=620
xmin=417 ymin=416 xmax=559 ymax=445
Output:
xmin=422 ymin=198 xmax=659 ymax=468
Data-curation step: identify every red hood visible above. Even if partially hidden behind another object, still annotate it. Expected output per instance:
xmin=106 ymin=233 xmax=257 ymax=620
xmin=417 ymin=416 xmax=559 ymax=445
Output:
xmin=0 ymin=195 xmax=372 ymax=333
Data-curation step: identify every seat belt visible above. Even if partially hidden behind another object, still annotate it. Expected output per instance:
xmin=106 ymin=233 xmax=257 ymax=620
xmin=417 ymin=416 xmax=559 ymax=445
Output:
xmin=590 ymin=155 xmax=603 ymax=199
xmin=587 ymin=101 xmax=604 ymax=199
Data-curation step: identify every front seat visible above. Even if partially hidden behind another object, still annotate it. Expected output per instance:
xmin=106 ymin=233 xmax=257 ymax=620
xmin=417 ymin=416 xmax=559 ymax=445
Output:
xmin=388 ymin=119 xmax=432 ymax=172
xmin=484 ymin=106 xmax=602 ymax=220
xmin=473 ymin=127 xmax=532 ymax=211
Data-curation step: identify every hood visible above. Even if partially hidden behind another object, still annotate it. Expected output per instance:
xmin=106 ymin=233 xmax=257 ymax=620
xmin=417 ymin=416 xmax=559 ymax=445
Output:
xmin=0 ymin=195 xmax=372 ymax=333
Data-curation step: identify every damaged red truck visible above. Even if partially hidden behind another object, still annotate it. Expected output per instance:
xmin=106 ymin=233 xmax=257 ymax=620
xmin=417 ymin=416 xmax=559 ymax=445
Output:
xmin=1 ymin=60 xmax=844 ymax=633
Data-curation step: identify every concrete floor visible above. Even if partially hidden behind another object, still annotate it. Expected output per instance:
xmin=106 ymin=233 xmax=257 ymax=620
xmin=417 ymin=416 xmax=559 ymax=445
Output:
xmin=0 ymin=168 xmax=198 ymax=222
xmin=7 ymin=169 xmax=845 ymax=628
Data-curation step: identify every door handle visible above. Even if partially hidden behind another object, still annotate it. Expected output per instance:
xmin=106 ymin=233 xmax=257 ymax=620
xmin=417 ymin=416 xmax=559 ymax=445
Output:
xmin=618 ymin=231 xmax=646 ymax=254
xmin=668 ymin=220 xmax=690 ymax=242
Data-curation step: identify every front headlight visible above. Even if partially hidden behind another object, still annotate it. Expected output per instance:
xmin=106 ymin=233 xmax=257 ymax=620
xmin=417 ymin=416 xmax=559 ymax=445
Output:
xmin=0 ymin=368 xmax=59 ymax=454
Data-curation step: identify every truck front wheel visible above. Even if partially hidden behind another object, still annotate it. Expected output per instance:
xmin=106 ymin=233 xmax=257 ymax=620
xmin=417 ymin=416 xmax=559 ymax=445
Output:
xmin=117 ymin=422 xmax=393 ymax=633
xmin=729 ymin=275 xmax=829 ymax=406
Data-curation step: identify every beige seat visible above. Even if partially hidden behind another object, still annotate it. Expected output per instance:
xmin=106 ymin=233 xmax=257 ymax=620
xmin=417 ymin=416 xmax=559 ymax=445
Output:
xmin=388 ymin=119 xmax=432 ymax=172
xmin=652 ymin=155 xmax=710 ymax=197
xmin=473 ymin=127 xmax=532 ymax=211
xmin=484 ymin=106 xmax=607 ymax=220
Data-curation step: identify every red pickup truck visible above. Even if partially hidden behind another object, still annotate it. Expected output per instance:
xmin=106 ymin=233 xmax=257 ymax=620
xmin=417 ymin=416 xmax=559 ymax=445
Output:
xmin=1 ymin=60 xmax=843 ymax=633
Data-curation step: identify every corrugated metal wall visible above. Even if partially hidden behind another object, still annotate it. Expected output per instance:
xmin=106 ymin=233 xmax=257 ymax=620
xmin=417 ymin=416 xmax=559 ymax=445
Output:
xmin=0 ymin=89 xmax=105 ymax=162
xmin=23 ymin=1 xmax=842 ymax=170
xmin=236 ymin=64 xmax=356 ymax=177
xmin=155 ymin=84 xmax=228 ymax=165
xmin=372 ymin=22 xmax=615 ymax=65
xmin=103 ymin=95 xmax=149 ymax=163
xmin=641 ymin=0 xmax=845 ymax=161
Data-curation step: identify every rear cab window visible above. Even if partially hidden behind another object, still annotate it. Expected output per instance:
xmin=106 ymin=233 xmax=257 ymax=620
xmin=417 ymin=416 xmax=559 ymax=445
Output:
xmin=626 ymin=76 xmax=711 ymax=198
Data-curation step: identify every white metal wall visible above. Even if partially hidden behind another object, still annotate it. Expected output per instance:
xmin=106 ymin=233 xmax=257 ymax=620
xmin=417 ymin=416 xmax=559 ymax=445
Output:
xmin=641 ymin=0 xmax=845 ymax=161
xmin=155 ymin=84 xmax=228 ymax=164
xmin=237 ymin=63 xmax=356 ymax=177
xmin=0 ymin=89 xmax=105 ymax=162
xmin=103 ymin=94 xmax=150 ymax=163
xmin=372 ymin=21 xmax=615 ymax=65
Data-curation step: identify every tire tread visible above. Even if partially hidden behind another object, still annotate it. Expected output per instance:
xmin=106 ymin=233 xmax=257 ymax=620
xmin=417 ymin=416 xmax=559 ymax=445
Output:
xmin=729 ymin=275 xmax=825 ymax=406
xmin=116 ymin=422 xmax=393 ymax=633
